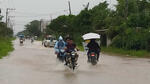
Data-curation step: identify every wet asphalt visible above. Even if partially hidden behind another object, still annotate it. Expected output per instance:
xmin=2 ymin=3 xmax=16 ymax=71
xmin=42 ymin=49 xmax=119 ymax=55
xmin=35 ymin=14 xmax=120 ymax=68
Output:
xmin=0 ymin=39 xmax=150 ymax=84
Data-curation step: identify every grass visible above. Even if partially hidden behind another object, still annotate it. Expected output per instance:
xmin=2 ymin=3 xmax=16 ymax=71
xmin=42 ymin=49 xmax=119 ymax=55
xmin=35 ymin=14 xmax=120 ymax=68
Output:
xmin=102 ymin=47 xmax=150 ymax=58
xmin=37 ymin=37 xmax=43 ymax=41
xmin=78 ymin=45 xmax=150 ymax=58
xmin=77 ymin=45 xmax=84 ymax=51
xmin=0 ymin=37 xmax=14 ymax=59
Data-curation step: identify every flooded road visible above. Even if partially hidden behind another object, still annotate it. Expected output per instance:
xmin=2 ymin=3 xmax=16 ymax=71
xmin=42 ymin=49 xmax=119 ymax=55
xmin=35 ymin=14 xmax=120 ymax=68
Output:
xmin=0 ymin=39 xmax=150 ymax=84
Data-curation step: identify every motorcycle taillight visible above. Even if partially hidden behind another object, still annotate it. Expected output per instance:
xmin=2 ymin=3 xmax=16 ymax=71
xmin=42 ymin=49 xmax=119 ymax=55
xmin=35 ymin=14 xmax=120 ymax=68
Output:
xmin=91 ymin=54 xmax=95 ymax=56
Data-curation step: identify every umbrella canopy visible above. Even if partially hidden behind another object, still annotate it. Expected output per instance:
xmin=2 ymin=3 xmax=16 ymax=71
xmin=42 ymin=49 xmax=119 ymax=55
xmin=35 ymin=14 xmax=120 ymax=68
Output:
xmin=82 ymin=33 xmax=100 ymax=40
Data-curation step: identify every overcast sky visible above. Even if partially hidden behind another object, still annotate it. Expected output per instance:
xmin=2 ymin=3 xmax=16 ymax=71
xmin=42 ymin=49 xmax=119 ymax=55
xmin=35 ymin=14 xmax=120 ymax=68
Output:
xmin=0 ymin=0 xmax=117 ymax=34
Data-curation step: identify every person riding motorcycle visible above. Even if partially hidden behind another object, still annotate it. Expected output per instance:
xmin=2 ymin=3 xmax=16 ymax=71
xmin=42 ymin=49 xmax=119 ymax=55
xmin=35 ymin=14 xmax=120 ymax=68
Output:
xmin=54 ymin=36 xmax=66 ymax=55
xmin=65 ymin=37 xmax=78 ymax=65
xmin=19 ymin=37 xmax=24 ymax=44
xmin=87 ymin=39 xmax=100 ymax=61
xmin=31 ymin=37 xmax=34 ymax=43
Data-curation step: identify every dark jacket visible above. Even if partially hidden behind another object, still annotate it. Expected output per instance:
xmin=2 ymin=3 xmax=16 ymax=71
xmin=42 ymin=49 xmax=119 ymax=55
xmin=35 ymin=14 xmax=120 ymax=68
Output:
xmin=87 ymin=41 xmax=100 ymax=52
xmin=66 ymin=43 xmax=76 ymax=53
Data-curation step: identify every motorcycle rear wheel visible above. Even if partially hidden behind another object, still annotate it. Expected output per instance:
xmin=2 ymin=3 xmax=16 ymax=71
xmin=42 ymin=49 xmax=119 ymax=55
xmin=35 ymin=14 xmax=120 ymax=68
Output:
xmin=91 ymin=56 xmax=97 ymax=65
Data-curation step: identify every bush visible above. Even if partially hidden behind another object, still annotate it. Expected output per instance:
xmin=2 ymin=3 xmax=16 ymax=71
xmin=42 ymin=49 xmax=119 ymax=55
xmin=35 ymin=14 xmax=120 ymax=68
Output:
xmin=0 ymin=37 xmax=14 ymax=58
xmin=111 ymin=28 xmax=150 ymax=51
xmin=102 ymin=47 xmax=150 ymax=58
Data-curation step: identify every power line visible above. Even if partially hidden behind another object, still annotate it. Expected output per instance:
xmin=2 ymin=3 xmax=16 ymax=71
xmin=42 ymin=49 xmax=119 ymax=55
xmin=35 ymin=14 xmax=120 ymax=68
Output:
xmin=13 ymin=9 xmax=69 ymax=16
xmin=14 ymin=15 xmax=50 ymax=18
xmin=14 ymin=11 xmax=51 ymax=15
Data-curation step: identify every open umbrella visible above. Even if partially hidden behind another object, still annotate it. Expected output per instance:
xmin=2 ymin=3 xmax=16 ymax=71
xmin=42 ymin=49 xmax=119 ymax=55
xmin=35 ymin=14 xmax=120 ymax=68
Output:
xmin=82 ymin=33 xmax=100 ymax=40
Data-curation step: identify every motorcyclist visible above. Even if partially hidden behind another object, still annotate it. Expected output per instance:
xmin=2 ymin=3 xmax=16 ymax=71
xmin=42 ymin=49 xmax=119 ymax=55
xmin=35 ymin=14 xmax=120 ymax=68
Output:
xmin=19 ymin=37 xmax=23 ymax=40
xmin=31 ymin=37 xmax=34 ymax=43
xmin=65 ymin=38 xmax=76 ymax=53
xmin=87 ymin=39 xmax=100 ymax=61
xmin=54 ymin=36 xmax=66 ymax=55
xmin=19 ymin=36 xmax=24 ymax=44
xmin=65 ymin=37 xmax=78 ymax=65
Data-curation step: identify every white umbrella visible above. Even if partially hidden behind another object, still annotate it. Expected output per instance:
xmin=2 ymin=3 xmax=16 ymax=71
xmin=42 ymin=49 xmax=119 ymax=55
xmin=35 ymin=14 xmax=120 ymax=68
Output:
xmin=82 ymin=33 xmax=101 ymax=40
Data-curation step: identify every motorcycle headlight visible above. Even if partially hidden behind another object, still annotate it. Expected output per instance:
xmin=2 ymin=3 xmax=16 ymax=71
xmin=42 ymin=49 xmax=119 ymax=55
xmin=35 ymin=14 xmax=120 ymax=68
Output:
xmin=60 ymin=49 xmax=65 ymax=52
xmin=71 ymin=53 xmax=75 ymax=56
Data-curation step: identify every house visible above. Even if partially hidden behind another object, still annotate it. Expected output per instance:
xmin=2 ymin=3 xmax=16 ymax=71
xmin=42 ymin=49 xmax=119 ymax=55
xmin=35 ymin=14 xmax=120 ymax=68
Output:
xmin=96 ymin=29 xmax=111 ymax=47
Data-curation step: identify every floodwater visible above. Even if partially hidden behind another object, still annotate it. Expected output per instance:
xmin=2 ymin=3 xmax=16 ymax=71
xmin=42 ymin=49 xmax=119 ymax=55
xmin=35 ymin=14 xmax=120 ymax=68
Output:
xmin=0 ymin=39 xmax=150 ymax=84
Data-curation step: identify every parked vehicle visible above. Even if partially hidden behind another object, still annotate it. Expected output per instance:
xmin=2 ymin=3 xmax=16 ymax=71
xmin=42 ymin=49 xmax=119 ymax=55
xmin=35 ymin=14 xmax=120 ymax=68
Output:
xmin=34 ymin=36 xmax=38 ymax=40
xmin=43 ymin=35 xmax=56 ymax=47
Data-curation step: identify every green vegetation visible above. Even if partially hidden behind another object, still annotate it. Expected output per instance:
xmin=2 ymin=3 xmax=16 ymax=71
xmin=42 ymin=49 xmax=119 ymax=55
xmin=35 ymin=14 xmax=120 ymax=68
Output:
xmin=0 ymin=23 xmax=13 ymax=37
xmin=77 ymin=45 xmax=84 ymax=51
xmin=0 ymin=14 xmax=14 ymax=59
xmin=19 ymin=0 xmax=150 ymax=57
xmin=46 ymin=0 xmax=150 ymax=50
xmin=109 ymin=0 xmax=150 ymax=51
xmin=37 ymin=35 xmax=44 ymax=41
xmin=17 ymin=20 xmax=42 ymax=37
xmin=0 ymin=38 xmax=14 ymax=59
xmin=45 ymin=0 xmax=150 ymax=57
xmin=102 ymin=47 xmax=150 ymax=58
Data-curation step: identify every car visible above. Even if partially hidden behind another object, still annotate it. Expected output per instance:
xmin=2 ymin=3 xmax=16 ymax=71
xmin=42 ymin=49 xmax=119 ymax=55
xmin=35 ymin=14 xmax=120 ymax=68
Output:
xmin=43 ymin=35 xmax=56 ymax=47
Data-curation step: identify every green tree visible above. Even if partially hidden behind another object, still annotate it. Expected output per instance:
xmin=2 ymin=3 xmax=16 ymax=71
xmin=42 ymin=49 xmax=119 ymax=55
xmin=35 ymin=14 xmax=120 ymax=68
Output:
xmin=25 ymin=20 xmax=41 ymax=37
xmin=46 ymin=15 xmax=75 ymax=37
xmin=110 ymin=0 xmax=150 ymax=51
xmin=45 ymin=0 xmax=150 ymax=51
xmin=90 ymin=1 xmax=110 ymax=30
xmin=0 ymin=22 xmax=13 ymax=37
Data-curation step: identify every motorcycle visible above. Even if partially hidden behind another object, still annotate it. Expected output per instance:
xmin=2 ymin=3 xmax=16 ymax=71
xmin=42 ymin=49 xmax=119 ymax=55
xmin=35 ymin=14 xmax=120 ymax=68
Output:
xmin=57 ymin=49 xmax=66 ymax=62
xmin=31 ymin=39 xmax=34 ymax=43
xmin=20 ymin=39 xmax=23 ymax=46
xmin=82 ymin=33 xmax=101 ymax=66
xmin=65 ymin=51 xmax=78 ymax=71
xmin=88 ymin=51 xmax=97 ymax=65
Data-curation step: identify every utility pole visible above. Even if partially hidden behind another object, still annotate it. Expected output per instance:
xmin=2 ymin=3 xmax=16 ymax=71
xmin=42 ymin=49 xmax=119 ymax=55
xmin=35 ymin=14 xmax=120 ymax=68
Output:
xmin=0 ymin=8 xmax=1 ymax=14
xmin=39 ymin=19 xmax=42 ymax=32
xmin=8 ymin=16 xmax=15 ymax=29
xmin=50 ymin=14 xmax=52 ymax=22
xmin=68 ymin=1 xmax=72 ymax=15
xmin=6 ymin=8 xmax=15 ymax=27
xmin=85 ymin=2 xmax=90 ymax=10
xmin=6 ymin=8 xmax=8 ymax=26
xmin=0 ymin=8 xmax=2 ymax=21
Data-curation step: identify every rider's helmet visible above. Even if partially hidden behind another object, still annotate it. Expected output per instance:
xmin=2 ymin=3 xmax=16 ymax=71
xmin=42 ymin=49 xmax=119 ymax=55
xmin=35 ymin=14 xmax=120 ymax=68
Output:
xmin=59 ymin=36 xmax=63 ymax=41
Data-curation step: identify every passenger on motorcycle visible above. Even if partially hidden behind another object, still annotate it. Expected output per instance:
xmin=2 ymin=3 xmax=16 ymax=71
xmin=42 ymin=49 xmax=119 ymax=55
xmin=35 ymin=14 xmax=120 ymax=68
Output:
xmin=65 ymin=37 xmax=78 ymax=65
xmin=87 ymin=39 xmax=100 ymax=61
xmin=54 ymin=36 xmax=66 ymax=55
